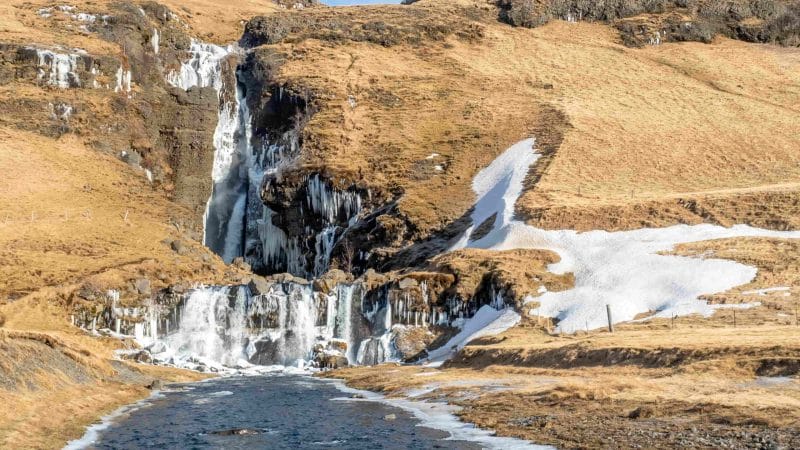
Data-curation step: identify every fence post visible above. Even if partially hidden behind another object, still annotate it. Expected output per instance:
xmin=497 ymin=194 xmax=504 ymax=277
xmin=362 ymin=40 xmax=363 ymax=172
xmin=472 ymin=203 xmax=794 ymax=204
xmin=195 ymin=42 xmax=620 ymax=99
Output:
xmin=606 ymin=305 xmax=614 ymax=333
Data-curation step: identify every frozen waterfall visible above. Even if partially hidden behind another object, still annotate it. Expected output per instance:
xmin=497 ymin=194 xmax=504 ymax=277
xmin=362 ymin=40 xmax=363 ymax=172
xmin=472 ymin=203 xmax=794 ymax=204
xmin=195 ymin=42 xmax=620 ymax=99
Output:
xmin=142 ymin=283 xmax=387 ymax=370
xmin=166 ymin=40 xmax=232 ymax=92
xmin=35 ymin=49 xmax=80 ymax=88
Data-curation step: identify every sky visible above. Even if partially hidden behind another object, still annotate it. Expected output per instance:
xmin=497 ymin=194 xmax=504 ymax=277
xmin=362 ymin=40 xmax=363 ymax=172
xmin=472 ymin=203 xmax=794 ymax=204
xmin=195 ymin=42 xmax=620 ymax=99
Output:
xmin=322 ymin=0 xmax=403 ymax=5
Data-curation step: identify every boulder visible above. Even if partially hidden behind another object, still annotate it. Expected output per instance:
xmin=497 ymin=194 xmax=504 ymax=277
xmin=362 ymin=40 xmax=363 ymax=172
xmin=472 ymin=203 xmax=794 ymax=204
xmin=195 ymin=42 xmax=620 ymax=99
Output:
xmin=134 ymin=278 xmax=151 ymax=296
xmin=247 ymin=275 xmax=272 ymax=296
xmin=232 ymin=256 xmax=251 ymax=271
xmin=170 ymin=239 xmax=188 ymax=255
xmin=314 ymin=269 xmax=353 ymax=294
xmin=397 ymin=277 xmax=419 ymax=290
xmin=316 ymin=353 xmax=349 ymax=369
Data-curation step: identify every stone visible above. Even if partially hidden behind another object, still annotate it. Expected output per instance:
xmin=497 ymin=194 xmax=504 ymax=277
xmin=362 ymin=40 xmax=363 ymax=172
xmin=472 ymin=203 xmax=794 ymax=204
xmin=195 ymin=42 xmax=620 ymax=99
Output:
xmin=211 ymin=428 xmax=264 ymax=436
xmin=327 ymin=340 xmax=348 ymax=353
xmin=248 ymin=275 xmax=272 ymax=296
xmin=383 ymin=414 xmax=397 ymax=421
xmin=170 ymin=239 xmax=188 ymax=255
xmin=147 ymin=341 xmax=167 ymax=354
xmin=134 ymin=278 xmax=151 ymax=296
xmin=316 ymin=354 xmax=349 ymax=369
xmin=232 ymin=256 xmax=251 ymax=271
xmin=398 ymin=277 xmax=419 ymax=289
xmin=146 ymin=379 xmax=164 ymax=390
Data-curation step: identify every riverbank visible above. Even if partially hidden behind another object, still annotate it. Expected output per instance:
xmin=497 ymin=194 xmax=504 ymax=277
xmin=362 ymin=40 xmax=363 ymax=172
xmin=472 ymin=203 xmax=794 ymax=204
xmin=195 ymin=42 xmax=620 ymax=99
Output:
xmin=0 ymin=304 xmax=210 ymax=450
xmin=324 ymin=318 xmax=800 ymax=449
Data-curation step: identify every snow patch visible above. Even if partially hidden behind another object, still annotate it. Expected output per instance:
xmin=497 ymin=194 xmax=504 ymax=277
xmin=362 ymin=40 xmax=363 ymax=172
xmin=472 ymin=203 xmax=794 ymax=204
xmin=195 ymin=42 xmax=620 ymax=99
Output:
xmin=452 ymin=139 xmax=800 ymax=333
xmin=742 ymin=287 xmax=791 ymax=296
xmin=426 ymin=306 xmax=520 ymax=362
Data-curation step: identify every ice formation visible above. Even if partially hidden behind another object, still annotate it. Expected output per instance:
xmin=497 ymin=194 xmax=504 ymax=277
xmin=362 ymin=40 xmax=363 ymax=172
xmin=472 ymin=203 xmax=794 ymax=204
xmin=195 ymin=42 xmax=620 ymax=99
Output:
xmin=35 ymin=49 xmax=80 ymax=88
xmin=114 ymin=66 xmax=132 ymax=94
xmin=151 ymin=29 xmax=159 ymax=55
xmin=166 ymin=40 xmax=233 ymax=92
xmin=451 ymin=139 xmax=800 ymax=333
xmin=136 ymin=283 xmax=389 ymax=370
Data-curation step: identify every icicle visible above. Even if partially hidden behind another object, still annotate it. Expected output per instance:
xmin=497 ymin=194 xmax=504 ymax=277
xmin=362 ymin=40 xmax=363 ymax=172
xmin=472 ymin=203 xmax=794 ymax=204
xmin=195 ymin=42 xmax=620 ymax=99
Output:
xmin=151 ymin=29 xmax=160 ymax=54
xmin=35 ymin=49 xmax=80 ymax=88
xmin=166 ymin=40 xmax=233 ymax=93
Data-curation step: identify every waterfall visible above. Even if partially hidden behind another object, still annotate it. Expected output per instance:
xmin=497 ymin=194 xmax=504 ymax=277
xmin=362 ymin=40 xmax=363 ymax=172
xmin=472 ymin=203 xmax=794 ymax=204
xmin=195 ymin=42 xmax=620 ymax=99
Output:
xmin=166 ymin=41 xmax=255 ymax=263
xmin=204 ymin=83 xmax=252 ymax=262
xmin=145 ymin=282 xmax=382 ymax=370
xmin=356 ymin=295 xmax=399 ymax=366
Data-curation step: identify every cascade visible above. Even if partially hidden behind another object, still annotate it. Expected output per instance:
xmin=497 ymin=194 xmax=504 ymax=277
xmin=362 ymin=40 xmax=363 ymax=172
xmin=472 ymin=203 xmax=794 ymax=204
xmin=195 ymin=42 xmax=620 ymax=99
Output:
xmin=169 ymin=40 xmax=364 ymax=276
xmin=141 ymin=283 xmax=378 ymax=370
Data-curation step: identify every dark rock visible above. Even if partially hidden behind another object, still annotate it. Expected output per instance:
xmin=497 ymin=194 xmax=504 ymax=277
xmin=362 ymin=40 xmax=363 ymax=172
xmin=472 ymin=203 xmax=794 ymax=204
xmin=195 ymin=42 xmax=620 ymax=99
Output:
xmin=247 ymin=275 xmax=272 ymax=296
xmin=171 ymin=240 xmax=188 ymax=255
xmin=629 ymin=406 xmax=656 ymax=420
xmin=120 ymin=350 xmax=153 ymax=364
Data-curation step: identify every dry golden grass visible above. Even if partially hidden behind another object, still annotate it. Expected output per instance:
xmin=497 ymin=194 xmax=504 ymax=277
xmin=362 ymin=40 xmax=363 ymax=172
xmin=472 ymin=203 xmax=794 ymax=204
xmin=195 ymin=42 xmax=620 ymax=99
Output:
xmin=0 ymin=125 xmax=235 ymax=448
xmin=267 ymin=3 xmax=800 ymax=234
xmin=328 ymin=320 xmax=800 ymax=448
xmin=0 ymin=127 xmax=247 ymax=300
xmin=0 ymin=0 xmax=278 ymax=49
xmin=0 ymin=328 xmax=209 ymax=450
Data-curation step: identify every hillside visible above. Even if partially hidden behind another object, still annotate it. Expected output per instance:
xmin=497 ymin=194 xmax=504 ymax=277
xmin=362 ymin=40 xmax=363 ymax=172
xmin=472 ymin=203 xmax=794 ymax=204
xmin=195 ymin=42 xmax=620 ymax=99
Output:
xmin=0 ymin=0 xmax=799 ymax=447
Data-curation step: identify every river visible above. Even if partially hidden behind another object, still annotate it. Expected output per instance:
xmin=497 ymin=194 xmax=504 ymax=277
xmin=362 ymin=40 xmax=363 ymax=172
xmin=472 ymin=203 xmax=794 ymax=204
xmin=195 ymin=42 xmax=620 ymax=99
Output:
xmin=76 ymin=374 xmax=486 ymax=450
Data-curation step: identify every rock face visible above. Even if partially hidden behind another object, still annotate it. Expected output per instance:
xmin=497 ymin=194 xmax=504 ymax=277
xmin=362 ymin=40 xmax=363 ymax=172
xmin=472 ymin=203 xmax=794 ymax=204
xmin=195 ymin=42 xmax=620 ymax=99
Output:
xmin=0 ymin=1 xmax=221 ymax=231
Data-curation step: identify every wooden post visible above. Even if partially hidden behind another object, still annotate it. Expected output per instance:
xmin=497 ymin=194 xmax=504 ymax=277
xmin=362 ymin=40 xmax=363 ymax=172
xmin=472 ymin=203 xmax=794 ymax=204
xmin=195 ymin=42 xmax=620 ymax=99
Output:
xmin=606 ymin=305 xmax=614 ymax=333
xmin=671 ymin=314 xmax=675 ymax=330
xmin=733 ymin=309 xmax=737 ymax=328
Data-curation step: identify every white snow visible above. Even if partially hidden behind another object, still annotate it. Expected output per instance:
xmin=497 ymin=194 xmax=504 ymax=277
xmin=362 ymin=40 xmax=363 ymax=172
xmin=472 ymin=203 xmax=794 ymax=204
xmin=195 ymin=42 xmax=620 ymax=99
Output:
xmin=451 ymin=138 xmax=800 ymax=333
xmin=426 ymin=305 xmax=521 ymax=362
xmin=741 ymin=287 xmax=791 ymax=296
xmin=331 ymin=381 xmax=552 ymax=450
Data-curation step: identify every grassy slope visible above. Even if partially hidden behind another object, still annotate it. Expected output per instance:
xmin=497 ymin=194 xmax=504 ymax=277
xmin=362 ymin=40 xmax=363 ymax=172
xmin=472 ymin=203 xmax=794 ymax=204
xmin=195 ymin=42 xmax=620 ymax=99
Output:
xmin=267 ymin=0 xmax=800 ymax=234
xmin=0 ymin=2 xmax=264 ymax=446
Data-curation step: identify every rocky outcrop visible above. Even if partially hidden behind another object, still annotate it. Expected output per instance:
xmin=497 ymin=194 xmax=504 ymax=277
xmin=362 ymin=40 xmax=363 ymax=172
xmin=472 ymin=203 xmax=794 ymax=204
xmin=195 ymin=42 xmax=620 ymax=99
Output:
xmin=0 ymin=1 xmax=223 ymax=229
xmin=499 ymin=0 xmax=800 ymax=48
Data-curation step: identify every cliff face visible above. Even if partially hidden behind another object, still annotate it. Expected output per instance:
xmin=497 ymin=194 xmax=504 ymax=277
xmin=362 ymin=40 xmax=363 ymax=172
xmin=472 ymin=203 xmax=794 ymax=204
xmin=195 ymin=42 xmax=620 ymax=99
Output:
xmin=0 ymin=1 xmax=223 ymax=227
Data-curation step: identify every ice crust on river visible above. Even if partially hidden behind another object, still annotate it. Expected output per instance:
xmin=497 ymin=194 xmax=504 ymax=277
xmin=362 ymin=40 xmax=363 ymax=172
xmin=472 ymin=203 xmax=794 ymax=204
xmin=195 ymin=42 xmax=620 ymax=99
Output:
xmin=332 ymin=381 xmax=552 ymax=450
xmin=451 ymin=138 xmax=800 ymax=333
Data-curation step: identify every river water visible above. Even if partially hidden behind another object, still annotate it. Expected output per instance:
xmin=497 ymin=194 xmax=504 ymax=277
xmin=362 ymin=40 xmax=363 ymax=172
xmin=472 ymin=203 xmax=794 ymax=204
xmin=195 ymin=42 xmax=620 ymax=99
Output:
xmin=82 ymin=374 xmax=484 ymax=450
